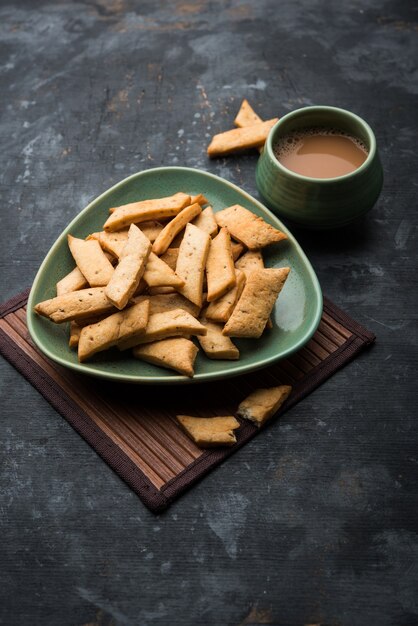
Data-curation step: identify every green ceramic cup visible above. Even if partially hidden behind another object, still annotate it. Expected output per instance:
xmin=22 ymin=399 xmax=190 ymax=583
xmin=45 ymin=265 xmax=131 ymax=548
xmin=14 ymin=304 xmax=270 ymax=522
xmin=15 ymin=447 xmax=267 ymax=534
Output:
xmin=255 ymin=105 xmax=383 ymax=229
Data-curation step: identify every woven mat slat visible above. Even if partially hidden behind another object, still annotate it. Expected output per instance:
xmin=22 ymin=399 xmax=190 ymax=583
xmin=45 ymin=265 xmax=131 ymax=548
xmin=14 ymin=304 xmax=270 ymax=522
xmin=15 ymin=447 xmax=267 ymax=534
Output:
xmin=0 ymin=290 xmax=375 ymax=513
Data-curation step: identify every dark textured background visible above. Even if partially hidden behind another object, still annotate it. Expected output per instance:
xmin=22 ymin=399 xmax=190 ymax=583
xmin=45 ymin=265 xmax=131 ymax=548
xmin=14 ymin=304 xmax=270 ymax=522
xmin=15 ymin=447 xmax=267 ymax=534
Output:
xmin=1 ymin=1 xmax=417 ymax=625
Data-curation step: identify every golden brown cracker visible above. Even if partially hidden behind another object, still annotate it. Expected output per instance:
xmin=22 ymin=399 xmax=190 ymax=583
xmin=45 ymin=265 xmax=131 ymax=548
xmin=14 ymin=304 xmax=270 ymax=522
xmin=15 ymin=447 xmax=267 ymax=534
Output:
xmin=215 ymin=205 xmax=287 ymax=249
xmin=105 ymin=224 xmax=151 ymax=310
xmin=192 ymin=206 xmax=218 ymax=237
xmin=34 ymin=287 xmax=115 ymax=323
xmin=118 ymin=308 xmax=207 ymax=350
xmin=234 ymin=99 xmax=263 ymax=128
xmin=160 ymin=248 xmax=179 ymax=271
xmin=206 ymin=227 xmax=236 ymax=302
xmin=143 ymin=252 xmax=185 ymax=288
xmin=78 ymin=300 xmax=150 ymax=362
xmin=176 ymin=223 xmax=211 ymax=307
xmin=197 ymin=318 xmax=239 ymax=360
xmin=223 ymin=267 xmax=290 ymax=338
xmin=207 ymin=118 xmax=278 ymax=157
xmin=176 ymin=415 xmax=240 ymax=447
xmin=133 ymin=337 xmax=199 ymax=377
xmin=68 ymin=235 xmax=114 ymax=287
xmin=56 ymin=267 xmax=88 ymax=296
xmin=103 ymin=192 xmax=191 ymax=232
xmin=152 ymin=203 xmax=202 ymax=255
xmin=237 ymin=385 xmax=292 ymax=427
xmin=205 ymin=269 xmax=246 ymax=322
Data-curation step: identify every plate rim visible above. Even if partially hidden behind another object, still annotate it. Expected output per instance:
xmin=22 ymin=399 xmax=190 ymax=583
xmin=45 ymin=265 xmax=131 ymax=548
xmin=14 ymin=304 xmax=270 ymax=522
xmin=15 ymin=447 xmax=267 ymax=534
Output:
xmin=27 ymin=166 xmax=323 ymax=384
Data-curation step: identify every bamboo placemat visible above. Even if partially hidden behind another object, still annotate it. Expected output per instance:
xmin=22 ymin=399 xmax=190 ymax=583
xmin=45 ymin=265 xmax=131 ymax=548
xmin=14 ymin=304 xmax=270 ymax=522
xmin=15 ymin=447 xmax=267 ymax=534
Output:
xmin=0 ymin=290 xmax=375 ymax=513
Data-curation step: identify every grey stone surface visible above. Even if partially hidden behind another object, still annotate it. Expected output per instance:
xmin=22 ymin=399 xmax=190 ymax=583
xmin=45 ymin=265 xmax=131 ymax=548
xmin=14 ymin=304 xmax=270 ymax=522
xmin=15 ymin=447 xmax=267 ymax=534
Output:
xmin=1 ymin=1 xmax=417 ymax=625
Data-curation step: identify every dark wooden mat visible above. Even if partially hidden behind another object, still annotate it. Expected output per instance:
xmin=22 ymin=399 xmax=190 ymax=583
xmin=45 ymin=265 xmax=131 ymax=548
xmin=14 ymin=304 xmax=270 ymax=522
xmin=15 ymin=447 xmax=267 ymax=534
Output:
xmin=0 ymin=290 xmax=375 ymax=513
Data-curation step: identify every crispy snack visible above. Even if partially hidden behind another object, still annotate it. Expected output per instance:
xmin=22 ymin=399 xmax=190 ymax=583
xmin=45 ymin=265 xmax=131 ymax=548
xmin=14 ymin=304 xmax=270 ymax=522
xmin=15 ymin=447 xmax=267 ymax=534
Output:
xmin=143 ymin=252 xmax=184 ymax=288
xmin=133 ymin=337 xmax=199 ymax=377
xmin=97 ymin=230 xmax=129 ymax=258
xmin=68 ymin=321 xmax=81 ymax=349
xmin=237 ymin=385 xmax=292 ymax=427
xmin=234 ymin=99 xmax=265 ymax=154
xmin=152 ymin=202 xmax=202 ymax=255
xmin=207 ymin=118 xmax=278 ymax=158
xmin=215 ymin=205 xmax=287 ymax=249
xmin=139 ymin=220 xmax=164 ymax=242
xmin=234 ymin=251 xmax=272 ymax=330
xmin=205 ymin=227 xmax=236 ymax=302
xmin=118 ymin=308 xmax=207 ymax=350
xmin=235 ymin=249 xmax=264 ymax=276
xmin=105 ymin=224 xmax=151 ymax=310
xmin=103 ymin=192 xmax=191 ymax=232
xmin=190 ymin=193 xmax=209 ymax=206
xmin=231 ymin=241 xmax=245 ymax=261
xmin=197 ymin=318 xmax=239 ymax=360
xmin=78 ymin=300 xmax=150 ymax=362
xmin=159 ymin=247 xmax=179 ymax=271
xmin=192 ymin=206 xmax=218 ymax=237
xmin=147 ymin=286 xmax=177 ymax=295
xmin=34 ymin=287 xmax=115 ymax=323
xmin=68 ymin=235 xmax=114 ymax=287
xmin=223 ymin=267 xmax=290 ymax=338
xmin=132 ymin=293 xmax=201 ymax=318
xmin=56 ymin=267 xmax=88 ymax=296
xmin=234 ymin=98 xmax=263 ymax=128
xmin=176 ymin=415 xmax=240 ymax=447
xmin=176 ymin=223 xmax=211 ymax=307
xmin=205 ymin=269 xmax=246 ymax=322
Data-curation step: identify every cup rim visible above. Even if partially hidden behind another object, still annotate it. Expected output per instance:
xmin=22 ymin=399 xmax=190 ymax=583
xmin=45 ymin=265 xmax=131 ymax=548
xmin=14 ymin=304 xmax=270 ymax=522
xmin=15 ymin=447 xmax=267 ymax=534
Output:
xmin=265 ymin=105 xmax=377 ymax=184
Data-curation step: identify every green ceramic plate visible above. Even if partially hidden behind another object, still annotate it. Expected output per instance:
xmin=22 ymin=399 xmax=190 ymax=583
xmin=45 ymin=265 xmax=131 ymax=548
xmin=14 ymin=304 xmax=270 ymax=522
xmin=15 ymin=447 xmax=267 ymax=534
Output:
xmin=27 ymin=166 xmax=322 ymax=384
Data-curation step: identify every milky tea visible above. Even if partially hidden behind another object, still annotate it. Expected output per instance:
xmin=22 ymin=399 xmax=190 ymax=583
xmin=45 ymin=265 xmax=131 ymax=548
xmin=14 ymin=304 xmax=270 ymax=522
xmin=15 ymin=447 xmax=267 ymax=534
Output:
xmin=273 ymin=127 xmax=368 ymax=179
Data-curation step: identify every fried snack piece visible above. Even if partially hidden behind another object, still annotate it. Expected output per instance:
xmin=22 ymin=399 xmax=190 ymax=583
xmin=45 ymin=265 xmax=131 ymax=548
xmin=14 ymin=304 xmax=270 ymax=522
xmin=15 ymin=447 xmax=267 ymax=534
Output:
xmin=215 ymin=205 xmax=287 ymax=249
xmin=103 ymin=192 xmax=190 ymax=232
xmin=231 ymin=241 xmax=245 ymax=261
xmin=152 ymin=203 xmax=202 ymax=255
xmin=205 ymin=269 xmax=246 ymax=322
xmin=133 ymin=337 xmax=199 ymax=377
xmin=143 ymin=252 xmax=184 ymax=289
xmin=132 ymin=293 xmax=201 ymax=318
xmin=176 ymin=223 xmax=211 ymax=307
xmin=192 ymin=206 xmax=218 ymax=237
xmin=147 ymin=286 xmax=177 ymax=295
xmin=98 ymin=230 xmax=129 ymax=258
xmin=34 ymin=287 xmax=115 ymax=323
xmin=139 ymin=220 xmax=164 ymax=242
xmin=68 ymin=321 xmax=81 ymax=349
xmin=197 ymin=318 xmax=239 ymax=360
xmin=223 ymin=267 xmax=290 ymax=338
xmin=237 ymin=385 xmax=292 ymax=427
xmin=207 ymin=118 xmax=278 ymax=157
xmin=235 ymin=250 xmax=264 ymax=277
xmin=56 ymin=267 xmax=88 ymax=296
xmin=205 ymin=227 xmax=236 ymax=302
xmin=190 ymin=193 xmax=209 ymax=206
xmin=234 ymin=98 xmax=263 ymax=128
xmin=176 ymin=415 xmax=240 ymax=447
xmin=118 ymin=308 xmax=207 ymax=350
xmin=78 ymin=300 xmax=150 ymax=362
xmin=159 ymin=247 xmax=179 ymax=271
xmin=68 ymin=235 xmax=114 ymax=287
xmin=235 ymin=251 xmax=272 ymax=330
xmin=234 ymin=99 xmax=265 ymax=154
xmin=105 ymin=224 xmax=151 ymax=310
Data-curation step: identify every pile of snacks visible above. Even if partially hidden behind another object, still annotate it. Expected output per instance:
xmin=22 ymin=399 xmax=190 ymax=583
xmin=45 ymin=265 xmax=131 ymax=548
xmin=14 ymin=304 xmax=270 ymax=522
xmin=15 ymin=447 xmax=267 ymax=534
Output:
xmin=34 ymin=191 xmax=290 ymax=377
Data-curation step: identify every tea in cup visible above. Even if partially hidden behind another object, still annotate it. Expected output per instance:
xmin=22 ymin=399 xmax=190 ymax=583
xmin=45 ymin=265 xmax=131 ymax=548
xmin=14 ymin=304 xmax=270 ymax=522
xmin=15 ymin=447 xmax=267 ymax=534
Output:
xmin=256 ymin=106 xmax=383 ymax=229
